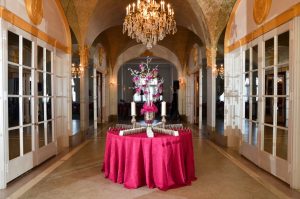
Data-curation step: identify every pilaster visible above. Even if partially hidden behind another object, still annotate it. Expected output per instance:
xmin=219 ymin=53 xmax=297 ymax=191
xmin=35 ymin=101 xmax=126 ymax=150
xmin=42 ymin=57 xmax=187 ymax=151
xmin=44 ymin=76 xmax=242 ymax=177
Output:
xmin=290 ymin=16 xmax=300 ymax=189
xmin=79 ymin=45 xmax=89 ymax=134
xmin=206 ymin=47 xmax=217 ymax=129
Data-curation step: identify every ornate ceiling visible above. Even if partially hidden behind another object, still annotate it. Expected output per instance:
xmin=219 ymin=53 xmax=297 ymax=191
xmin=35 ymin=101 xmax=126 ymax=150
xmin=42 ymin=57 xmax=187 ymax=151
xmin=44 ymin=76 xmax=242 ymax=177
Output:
xmin=61 ymin=0 xmax=236 ymax=67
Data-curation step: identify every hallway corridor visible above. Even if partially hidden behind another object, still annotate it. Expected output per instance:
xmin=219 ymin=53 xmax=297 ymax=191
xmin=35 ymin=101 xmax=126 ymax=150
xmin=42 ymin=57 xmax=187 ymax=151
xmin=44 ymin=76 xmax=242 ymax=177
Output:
xmin=2 ymin=124 xmax=299 ymax=199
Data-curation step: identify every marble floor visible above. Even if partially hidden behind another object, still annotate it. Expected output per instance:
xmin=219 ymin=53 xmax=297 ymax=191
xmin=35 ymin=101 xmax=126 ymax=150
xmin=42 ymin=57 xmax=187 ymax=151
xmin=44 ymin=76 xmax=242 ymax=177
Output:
xmin=1 ymin=123 xmax=300 ymax=199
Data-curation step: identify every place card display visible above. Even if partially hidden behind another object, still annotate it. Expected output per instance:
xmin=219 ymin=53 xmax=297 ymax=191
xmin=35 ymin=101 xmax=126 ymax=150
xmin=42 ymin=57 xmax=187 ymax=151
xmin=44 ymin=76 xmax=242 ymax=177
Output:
xmin=119 ymin=127 xmax=147 ymax=136
xmin=152 ymin=127 xmax=179 ymax=136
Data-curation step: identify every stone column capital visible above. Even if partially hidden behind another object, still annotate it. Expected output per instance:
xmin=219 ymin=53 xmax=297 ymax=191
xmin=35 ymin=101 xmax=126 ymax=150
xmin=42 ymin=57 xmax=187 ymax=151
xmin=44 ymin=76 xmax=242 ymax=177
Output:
xmin=206 ymin=47 xmax=217 ymax=68
xmin=79 ymin=45 xmax=89 ymax=68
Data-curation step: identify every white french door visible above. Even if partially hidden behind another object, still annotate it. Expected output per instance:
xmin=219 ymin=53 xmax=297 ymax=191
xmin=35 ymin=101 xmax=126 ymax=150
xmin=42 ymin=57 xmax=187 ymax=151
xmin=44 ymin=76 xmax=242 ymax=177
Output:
xmin=6 ymin=29 xmax=56 ymax=182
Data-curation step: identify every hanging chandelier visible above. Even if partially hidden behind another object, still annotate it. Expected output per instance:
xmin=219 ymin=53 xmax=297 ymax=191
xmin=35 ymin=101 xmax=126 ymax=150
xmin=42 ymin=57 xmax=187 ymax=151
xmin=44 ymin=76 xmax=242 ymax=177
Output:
xmin=71 ymin=63 xmax=83 ymax=78
xmin=216 ymin=64 xmax=224 ymax=79
xmin=123 ymin=0 xmax=177 ymax=49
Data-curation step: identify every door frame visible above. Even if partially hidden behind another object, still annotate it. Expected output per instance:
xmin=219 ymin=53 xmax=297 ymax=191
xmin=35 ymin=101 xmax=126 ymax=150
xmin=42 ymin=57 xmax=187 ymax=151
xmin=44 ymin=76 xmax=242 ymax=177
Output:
xmin=2 ymin=22 xmax=56 ymax=184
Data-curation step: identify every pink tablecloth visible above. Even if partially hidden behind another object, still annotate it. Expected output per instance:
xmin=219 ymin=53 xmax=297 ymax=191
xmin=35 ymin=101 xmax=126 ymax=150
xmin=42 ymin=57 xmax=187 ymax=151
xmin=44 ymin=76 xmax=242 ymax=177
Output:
xmin=102 ymin=128 xmax=196 ymax=190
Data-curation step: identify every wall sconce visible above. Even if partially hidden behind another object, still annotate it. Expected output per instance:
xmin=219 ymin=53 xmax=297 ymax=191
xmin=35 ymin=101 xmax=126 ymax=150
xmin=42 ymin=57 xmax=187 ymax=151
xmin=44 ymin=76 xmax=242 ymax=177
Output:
xmin=179 ymin=78 xmax=185 ymax=87
xmin=110 ymin=80 xmax=116 ymax=86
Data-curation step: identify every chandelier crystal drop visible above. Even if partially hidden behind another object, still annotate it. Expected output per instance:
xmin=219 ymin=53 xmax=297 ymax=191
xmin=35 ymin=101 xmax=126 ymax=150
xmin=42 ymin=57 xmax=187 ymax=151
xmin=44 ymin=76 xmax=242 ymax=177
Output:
xmin=123 ymin=0 xmax=177 ymax=49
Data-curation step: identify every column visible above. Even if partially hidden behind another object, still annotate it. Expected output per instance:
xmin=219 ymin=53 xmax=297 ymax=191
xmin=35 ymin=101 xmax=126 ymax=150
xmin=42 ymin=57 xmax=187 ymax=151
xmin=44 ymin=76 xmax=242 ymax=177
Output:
xmin=79 ymin=45 xmax=89 ymax=134
xmin=206 ymin=47 xmax=217 ymax=130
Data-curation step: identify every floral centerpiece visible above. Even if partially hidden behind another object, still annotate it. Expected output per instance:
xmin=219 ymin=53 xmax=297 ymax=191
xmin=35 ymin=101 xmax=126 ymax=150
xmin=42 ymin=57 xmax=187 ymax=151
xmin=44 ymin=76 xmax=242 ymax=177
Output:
xmin=129 ymin=57 xmax=164 ymax=124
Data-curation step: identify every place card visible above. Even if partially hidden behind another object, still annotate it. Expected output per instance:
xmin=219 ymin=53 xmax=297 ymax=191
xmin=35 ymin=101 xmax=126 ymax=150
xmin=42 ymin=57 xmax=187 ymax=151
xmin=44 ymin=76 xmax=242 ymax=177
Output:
xmin=119 ymin=127 xmax=146 ymax=136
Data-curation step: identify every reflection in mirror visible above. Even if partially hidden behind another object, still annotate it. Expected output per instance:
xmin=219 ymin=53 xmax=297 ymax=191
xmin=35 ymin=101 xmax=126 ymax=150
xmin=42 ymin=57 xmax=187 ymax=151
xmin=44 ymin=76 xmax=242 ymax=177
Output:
xmin=46 ymin=74 xmax=52 ymax=96
xmin=243 ymin=119 xmax=250 ymax=143
xmin=46 ymin=50 xmax=51 ymax=73
xmin=244 ymin=73 xmax=250 ymax=96
xmin=251 ymin=122 xmax=258 ymax=146
xmin=47 ymin=98 xmax=52 ymax=120
xmin=38 ymin=71 xmax=44 ymax=96
xmin=37 ymin=46 xmax=43 ymax=70
xmin=264 ymin=97 xmax=273 ymax=124
xmin=265 ymin=68 xmax=274 ymax=95
xmin=23 ymin=126 xmax=32 ymax=154
xmin=23 ymin=38 xmax=32 ymax=67
xmin=8 ymin=97 xmax=20 ymax=127
xmin=276 ymin=128 xmax=288 ymax=160
xmin=39 ymin=123 xmax=45 ymax=148
xmin=277 ymin=66 xmax=289 ymax=95
xmin=244 ymin=97 xmax=250 ymax=119
xmin=278 ymin=31 xmax=289 ymax=64
xmin=265 ymin=38 xmax=274 ymax=66
xmin=38 ymin=98 xmax=45 ymax=121
xmin=8 ymin=31 xmax=19 ymax=63
xmin=9 ymin=129 xmax=20 ymax=160
xmin=252 ymin=45 xmax=258 ymax=70
xmin=23 ymin=68 xmax=32 ymax=95
xmin=245 ymin=49 xmax=250 ymax=72
xmin=47 ymin=121 xmax=52 ymax=144
xmin=23 ymin=97 xmax=31 ymax=125
xmin=251 ymin=97 xmax=258 ymax=121
xmin=8 ymin=64 xmax=19 ymax=95
xmin=252 ymin=71 xmax=258 ymax=95
xmin=277 ymin=97 xmax=288 ymax=127
xmin=264 ymin=125 xmax=273 ymax=154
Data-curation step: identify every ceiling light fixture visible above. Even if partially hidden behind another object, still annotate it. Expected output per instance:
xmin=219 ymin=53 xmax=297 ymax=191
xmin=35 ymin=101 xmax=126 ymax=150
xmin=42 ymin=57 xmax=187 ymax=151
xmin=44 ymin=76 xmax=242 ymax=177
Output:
xmin=123 ymin=0 xmax=177 ymax=49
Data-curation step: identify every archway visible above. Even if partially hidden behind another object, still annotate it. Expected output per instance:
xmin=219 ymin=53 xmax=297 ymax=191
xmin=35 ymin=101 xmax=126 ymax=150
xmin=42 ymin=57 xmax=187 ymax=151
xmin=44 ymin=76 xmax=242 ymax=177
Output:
xmin=109 ymin=44 xmax=184 ymax=117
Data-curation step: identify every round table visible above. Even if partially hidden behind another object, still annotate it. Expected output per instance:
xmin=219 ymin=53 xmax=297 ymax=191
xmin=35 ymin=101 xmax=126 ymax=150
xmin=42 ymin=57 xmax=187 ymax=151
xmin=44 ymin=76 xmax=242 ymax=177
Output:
xmin=102 ymin=128 xmax=196 ymax=190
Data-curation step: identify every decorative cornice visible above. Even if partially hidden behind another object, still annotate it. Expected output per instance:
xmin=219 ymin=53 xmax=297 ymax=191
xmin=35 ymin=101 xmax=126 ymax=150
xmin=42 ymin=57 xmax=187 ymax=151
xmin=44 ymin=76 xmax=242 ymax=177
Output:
xmin=225 ymin=3 xmax=300 ymax=53
xmin=0 ymin=6 xmax=71 ymax=54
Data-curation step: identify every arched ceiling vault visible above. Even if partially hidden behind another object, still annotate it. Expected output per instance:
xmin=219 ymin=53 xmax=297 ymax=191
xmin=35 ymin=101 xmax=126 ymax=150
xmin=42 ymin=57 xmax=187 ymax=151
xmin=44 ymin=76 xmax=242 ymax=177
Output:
xmin=93 ymin=26 xmax=202 ymax=72
xmin=60 ymin=0 xmax=236 ymax=47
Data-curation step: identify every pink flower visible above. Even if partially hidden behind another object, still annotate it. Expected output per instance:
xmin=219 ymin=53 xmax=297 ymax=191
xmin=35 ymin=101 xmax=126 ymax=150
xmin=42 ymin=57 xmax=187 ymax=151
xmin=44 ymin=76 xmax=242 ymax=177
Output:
xmin=146 ymin=75 xmax=152 ymax=81
xmin=133 ymin=76 xmax=139 ymax=82
xmin=135 ymin=88 xmax=141 ymax=94
xmin=139 ymin=64 xmax=144 ymax=71
xmin=141 ymin=102 xmax=158 ymax=114
xmin=153 ymin=69 xmax=158 ymax=77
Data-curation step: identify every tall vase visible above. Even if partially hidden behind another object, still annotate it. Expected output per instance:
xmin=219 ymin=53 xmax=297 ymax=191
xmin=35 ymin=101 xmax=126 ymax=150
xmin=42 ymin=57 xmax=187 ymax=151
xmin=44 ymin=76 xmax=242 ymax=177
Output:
xmin=144 ymin=111 xmax=155 ymax=137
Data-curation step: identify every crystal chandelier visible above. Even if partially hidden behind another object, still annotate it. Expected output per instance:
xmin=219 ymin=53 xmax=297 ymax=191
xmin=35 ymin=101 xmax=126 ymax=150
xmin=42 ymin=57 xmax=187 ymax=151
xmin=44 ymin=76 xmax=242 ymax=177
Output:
xmin=216 ymin=64 xmax=224 ymax=79
xmin=71 ymin=63 xmax=83 ymax=78
xmin=123 ymin=0 xmax=177 ymax=49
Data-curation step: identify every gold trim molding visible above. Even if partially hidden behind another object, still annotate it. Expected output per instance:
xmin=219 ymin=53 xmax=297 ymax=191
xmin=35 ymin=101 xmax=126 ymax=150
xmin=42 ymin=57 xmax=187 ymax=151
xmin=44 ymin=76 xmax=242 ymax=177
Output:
xmin=25 ymin=0 xmax=43 ymax=25
xmin=225 ymin=3 xmax=300 ymax=53
xmin=253 ymin=0 xmax=272 ymax=25
xmin=0 ymin=6 xmax=71 ymax=53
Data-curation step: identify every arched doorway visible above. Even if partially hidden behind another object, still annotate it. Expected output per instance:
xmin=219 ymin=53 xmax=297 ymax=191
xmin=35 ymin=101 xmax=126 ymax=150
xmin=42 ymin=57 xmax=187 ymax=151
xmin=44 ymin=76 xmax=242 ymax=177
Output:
xmin=117 ymin=57 xmax=178 ymax=122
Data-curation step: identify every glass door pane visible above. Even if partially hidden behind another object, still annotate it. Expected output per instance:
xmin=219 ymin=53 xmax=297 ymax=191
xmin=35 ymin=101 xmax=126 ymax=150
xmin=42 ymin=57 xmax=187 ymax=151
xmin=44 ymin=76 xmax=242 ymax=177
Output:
xmin=8 ymin=31 xmax=19 ymax=64
xmin=9 ymin=129 xmax=20 ymax=160
xmin=264 ymin=125 xmax=273 ymax=154
xmin=23 ymin=126 xmax=32 ymax=154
